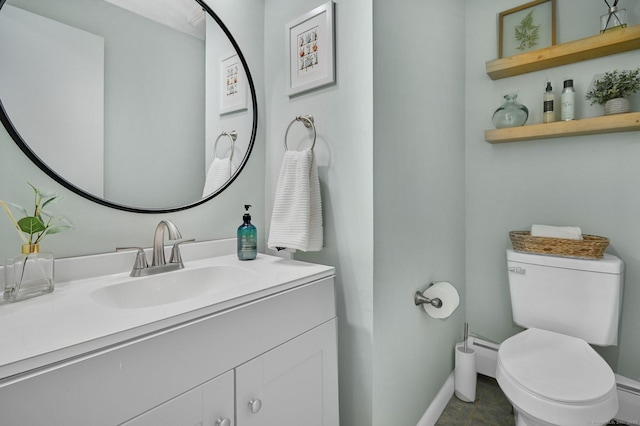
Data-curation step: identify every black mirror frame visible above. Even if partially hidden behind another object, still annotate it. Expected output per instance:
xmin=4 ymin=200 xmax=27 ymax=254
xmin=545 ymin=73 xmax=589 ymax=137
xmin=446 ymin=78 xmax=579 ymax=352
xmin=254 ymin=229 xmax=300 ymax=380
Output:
xmin=0 ymin=0 xmax=257 ymax=214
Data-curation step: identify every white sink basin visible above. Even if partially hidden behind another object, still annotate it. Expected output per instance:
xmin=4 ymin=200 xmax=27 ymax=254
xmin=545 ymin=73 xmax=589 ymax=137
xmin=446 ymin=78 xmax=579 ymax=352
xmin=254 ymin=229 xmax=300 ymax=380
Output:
xmin=91 ymin=265 xmax=258 ymax=309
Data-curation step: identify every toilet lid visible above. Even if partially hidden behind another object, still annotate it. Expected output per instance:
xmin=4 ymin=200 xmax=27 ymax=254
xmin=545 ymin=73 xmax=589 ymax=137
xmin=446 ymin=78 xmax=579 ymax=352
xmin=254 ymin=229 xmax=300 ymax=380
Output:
xmin=498 ymin=328 xmax=615 ymax=403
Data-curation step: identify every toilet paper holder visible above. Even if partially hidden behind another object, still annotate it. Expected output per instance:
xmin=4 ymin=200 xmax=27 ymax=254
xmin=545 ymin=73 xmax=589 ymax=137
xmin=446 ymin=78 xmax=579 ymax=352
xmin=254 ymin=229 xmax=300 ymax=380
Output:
xmin=415 ymin=281 xmax=460 ymax=319
xmin=414 ymin=285 xmax=443 ymax=308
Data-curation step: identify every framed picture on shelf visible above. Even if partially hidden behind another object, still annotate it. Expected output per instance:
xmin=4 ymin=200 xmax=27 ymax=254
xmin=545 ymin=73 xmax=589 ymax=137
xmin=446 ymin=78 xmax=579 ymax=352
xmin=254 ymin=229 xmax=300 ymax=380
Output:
xmin=498 ymin=0 xmax=556 ymax=58
xmin=286 ymin=1 xmax=335 ymax=96
xmin=219 ymin=52 xmax=248 ymax=115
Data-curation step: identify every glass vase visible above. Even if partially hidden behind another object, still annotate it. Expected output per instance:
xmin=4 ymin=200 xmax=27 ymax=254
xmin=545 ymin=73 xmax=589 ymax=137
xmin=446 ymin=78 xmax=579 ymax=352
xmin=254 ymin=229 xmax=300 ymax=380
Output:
xmin=600 ymin=8 xmax=627 ymax=33
xmin=492 ymin=93 xmax=529 ymax=129
xmin=3 ymin=244 xmax=54 ymax=303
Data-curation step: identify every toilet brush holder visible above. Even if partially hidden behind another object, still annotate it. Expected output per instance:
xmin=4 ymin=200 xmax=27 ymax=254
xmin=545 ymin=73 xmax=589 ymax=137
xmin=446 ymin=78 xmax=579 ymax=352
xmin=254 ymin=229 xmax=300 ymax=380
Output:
xmin=454 ymin=342 xmax=477 ymax=402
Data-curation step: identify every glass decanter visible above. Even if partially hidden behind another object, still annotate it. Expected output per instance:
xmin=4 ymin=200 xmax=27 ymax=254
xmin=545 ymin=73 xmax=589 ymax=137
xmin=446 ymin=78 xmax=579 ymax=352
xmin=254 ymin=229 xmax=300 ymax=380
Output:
xmin=492 ymin=93 xmax=529 ymax=129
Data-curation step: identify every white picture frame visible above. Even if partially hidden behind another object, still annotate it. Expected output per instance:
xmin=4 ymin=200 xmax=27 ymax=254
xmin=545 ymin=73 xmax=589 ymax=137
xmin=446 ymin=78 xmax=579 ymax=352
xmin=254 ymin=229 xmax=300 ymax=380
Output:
xmin=219 ymin=52 xmax=248 ymax=114
xmin=286 ymin=1 xmax=335 ymax=96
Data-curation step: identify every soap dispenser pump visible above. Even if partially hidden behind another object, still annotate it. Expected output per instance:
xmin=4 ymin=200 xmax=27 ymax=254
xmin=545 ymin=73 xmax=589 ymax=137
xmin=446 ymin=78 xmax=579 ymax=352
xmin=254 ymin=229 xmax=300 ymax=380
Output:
xmin=237 ymin=204 xmax=257 ymax=260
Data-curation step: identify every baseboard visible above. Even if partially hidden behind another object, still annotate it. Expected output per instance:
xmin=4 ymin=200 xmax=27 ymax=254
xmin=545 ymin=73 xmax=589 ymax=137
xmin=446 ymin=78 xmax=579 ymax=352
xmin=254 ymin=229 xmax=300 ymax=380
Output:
xmin=467 ymin=337 xmax=499 ymax=378
xmin=416 ymin=372 xmax=454 ymax=426
xmin=614 ymin=374 xmax=640 ymax=424
xmin=417 ymin=337 xmax=640 ymax=425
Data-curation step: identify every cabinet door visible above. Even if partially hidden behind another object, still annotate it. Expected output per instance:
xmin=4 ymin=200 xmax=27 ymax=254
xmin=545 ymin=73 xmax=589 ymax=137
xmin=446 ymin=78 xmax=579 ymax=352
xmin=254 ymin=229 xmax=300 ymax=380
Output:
xmin=203 ymin=370 xmax=235 ymax=426
xmin=121 ymin=371 xmax=234 ymax=426
xmin=119 ymin=385 xmax=203 ymax=426
xmin=236 ymin=319 xmax=339 ymax=426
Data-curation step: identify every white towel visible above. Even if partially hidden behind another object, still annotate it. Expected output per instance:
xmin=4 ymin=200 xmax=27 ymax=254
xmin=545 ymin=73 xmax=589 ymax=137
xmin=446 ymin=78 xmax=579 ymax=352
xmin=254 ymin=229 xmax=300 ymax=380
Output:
xmin=268 ymin=149 xmax=323 ymax=252
xmin=202 ymin=157 xmax=233 ymax=197
xmin=531 ymin=224 xmax=583 ymax=240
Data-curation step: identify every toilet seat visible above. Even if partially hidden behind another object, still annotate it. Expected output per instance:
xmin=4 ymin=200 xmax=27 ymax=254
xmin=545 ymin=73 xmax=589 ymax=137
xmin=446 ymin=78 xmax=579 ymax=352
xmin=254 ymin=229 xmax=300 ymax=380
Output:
xmin=497 ymin=328 xmax=618 ymax=425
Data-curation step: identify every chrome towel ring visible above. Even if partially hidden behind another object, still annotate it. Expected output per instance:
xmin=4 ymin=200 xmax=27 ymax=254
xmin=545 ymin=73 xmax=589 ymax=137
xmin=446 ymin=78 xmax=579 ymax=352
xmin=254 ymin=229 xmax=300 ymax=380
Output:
xmin=284 ymin=115 xmax=316 ymax=151
xmin=214 ymin=130 xmax=237 ymax=161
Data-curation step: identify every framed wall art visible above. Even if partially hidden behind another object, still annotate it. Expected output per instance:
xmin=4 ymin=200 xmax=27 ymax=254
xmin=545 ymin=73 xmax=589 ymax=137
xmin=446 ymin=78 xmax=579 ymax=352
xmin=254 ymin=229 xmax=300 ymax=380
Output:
xmin=219 ymin=52 xmax=248 ymax=114
xmin=498 ymin=0 xmax=556 ymax=58
xmin=286 ymin=1 xmax=335 ymax=96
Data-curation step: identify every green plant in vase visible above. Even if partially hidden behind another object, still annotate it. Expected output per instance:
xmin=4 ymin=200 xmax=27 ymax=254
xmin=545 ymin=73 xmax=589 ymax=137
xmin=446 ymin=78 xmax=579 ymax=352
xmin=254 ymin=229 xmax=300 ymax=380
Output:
xmin=1 ymin=183 xmax=72 ymax=302
xmin=585 ymin=68 xmax=640 ymax=115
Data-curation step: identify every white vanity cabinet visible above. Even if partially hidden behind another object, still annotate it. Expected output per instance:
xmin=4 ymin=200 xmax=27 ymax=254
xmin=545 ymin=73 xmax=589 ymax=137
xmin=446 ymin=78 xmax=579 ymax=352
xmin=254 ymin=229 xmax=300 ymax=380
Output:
xmin=122 ymin=320 xmax=338 ymax=426
xmin=0 ymin=275 xmax=338 ymax=426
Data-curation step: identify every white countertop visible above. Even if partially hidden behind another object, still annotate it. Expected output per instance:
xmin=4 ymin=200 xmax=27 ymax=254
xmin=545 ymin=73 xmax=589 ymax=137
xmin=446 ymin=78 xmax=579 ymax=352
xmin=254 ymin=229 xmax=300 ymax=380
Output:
xmin=0 ymin=240 xmax=334 ymax=381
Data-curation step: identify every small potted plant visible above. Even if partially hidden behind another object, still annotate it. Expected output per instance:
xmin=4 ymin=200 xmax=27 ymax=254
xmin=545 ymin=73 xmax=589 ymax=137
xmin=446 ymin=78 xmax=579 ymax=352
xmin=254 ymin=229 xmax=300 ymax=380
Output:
xmin=585 ymin=68 xmax=640 ymax=115
xmin=0 ymin=183 xmax=72 ymax=302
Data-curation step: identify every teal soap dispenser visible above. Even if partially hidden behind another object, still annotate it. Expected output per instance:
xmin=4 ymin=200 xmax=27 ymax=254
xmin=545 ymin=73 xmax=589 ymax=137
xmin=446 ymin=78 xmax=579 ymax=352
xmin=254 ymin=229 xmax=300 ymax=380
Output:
xmin=237 ymin=204 xmax=257 ymax=260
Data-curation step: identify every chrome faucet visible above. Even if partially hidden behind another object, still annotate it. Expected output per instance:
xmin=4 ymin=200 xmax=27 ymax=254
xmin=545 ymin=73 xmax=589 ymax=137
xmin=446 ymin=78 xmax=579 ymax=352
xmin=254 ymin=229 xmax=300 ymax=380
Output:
xmin=117 ymin=220 xmax=194 ymax=277
xmin=152 ymin=219 xmax=182 ymax=266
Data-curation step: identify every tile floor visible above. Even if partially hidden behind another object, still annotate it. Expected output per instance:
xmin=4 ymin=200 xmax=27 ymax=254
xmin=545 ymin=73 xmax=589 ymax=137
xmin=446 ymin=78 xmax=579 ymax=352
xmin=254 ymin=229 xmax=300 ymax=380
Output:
xmin=435 ymin=374 xmax=628 ymax=426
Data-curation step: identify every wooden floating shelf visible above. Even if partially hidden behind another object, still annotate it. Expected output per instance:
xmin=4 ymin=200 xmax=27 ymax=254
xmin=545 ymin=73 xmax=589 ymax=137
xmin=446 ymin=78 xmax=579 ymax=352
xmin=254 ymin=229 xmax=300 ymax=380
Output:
xmin=486 ymin=25 xmax=640 ymax=80
xmin=485 ymin=112 xmax=640 ymax=144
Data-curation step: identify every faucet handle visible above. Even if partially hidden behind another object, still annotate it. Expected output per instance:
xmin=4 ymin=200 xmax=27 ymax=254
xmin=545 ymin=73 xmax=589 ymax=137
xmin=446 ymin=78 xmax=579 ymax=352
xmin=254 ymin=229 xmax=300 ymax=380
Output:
xmin=116 ymin=247 xmax=149 ymax=270
xmin=169 ymin=239 xmax=196 ymax=264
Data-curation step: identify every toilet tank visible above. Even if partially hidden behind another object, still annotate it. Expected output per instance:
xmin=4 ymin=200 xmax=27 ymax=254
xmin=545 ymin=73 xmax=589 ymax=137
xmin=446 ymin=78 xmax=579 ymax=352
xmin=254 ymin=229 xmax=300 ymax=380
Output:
xmin=506 ymin=249 xmax=624 ymax=346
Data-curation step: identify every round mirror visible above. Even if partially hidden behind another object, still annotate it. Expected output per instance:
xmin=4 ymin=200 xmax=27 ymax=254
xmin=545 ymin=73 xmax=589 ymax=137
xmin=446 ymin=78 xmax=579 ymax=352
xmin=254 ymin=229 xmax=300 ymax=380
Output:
xmin=0 ymin=0 xmax=257 ymax=213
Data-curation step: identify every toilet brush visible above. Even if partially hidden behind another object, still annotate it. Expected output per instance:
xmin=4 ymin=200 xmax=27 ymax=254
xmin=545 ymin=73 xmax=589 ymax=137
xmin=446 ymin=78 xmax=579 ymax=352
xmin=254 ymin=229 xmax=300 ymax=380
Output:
xmin=464 ymin=322 xmax=469 ymax=352
xmin=455 ymin=321 xmax=477 ymax=402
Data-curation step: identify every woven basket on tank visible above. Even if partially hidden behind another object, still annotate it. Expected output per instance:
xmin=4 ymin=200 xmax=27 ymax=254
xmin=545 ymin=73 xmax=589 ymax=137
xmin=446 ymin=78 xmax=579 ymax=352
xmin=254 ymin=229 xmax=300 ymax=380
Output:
xmin=509 ymin=231 xmax=609 ymax=259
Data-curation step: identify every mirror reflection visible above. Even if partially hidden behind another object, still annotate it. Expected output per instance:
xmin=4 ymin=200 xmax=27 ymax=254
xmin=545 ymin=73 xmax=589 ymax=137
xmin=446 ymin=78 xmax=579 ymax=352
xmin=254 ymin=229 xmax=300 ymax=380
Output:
xmin=0 ymin=0 xmax=256 ymax=212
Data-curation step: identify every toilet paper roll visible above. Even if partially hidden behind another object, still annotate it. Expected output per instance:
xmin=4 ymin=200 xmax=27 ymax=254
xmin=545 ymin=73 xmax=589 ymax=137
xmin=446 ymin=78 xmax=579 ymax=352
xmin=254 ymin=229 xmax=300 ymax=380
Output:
xmin=420 ymin=281 xmax=460 ymax=319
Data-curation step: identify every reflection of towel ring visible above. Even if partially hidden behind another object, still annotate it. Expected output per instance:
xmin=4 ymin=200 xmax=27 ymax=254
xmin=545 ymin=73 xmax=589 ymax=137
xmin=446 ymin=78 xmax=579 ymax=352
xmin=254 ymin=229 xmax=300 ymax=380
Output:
xmin=214 ymin=130 xmax=237 ymax=162
xmin=284 ymin=115 xmax=316 ymax=151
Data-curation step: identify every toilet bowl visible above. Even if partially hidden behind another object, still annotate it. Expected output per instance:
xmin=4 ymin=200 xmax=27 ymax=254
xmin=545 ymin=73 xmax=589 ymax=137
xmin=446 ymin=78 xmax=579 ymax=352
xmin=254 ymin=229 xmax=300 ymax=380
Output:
xmin=497 ymin=328 xmax=618 ymax=426
xmin=500 ymin=249 xmax=624 ymax=426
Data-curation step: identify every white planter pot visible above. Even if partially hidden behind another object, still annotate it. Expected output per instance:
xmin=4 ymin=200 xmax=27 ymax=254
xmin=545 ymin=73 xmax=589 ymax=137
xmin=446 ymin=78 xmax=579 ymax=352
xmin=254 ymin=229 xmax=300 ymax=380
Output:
xmin=604 ymin=98 xmax=631 ymax=115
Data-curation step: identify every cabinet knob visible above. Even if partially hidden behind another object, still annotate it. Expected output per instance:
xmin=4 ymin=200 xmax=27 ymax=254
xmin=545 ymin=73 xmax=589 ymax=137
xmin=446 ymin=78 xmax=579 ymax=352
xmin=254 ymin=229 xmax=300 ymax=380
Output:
xmin=248 ymin=398 xmax=262 ymax=414
xmin=215 ymin=418 xmax=231 ymax=426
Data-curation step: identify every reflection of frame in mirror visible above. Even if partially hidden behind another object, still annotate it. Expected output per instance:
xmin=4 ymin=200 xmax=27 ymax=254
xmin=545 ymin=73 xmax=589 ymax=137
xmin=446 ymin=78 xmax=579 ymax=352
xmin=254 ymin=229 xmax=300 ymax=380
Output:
xmin=498 ymin=0 xmax=556 ymax=59
xmin=219 ymin=52 xmax=248 ymax=114
xmin=286 ymin=1 xmax=335 ymax=96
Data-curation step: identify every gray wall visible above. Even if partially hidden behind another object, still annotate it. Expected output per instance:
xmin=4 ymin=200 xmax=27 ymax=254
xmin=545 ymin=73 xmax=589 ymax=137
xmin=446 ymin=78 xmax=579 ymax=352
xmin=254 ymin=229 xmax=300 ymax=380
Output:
xmin=372 ymin=0 xmax=465 ymax=424
xmin=465 ymin=0 xmax=640 ymax=381
xmin=264 ymin=0 xmax=465 ymax=425
xmin=263 ymin=1 xmax=374 ymax=425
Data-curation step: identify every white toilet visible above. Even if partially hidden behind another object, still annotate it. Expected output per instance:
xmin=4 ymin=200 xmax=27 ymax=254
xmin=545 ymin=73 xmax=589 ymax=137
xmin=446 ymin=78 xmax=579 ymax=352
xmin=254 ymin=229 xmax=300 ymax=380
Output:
xmin=497 ymin=249 xmax=624 ymax=426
